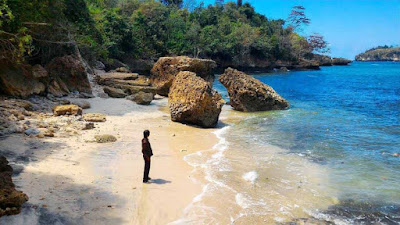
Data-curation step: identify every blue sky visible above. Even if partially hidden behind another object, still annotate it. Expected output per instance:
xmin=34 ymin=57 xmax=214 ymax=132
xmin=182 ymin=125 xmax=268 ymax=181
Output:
xmin=200 ymin=0 xmax=400 ymax=59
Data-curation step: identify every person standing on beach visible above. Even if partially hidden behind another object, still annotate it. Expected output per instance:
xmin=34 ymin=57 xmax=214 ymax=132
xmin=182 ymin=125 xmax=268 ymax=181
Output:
xmin=142 ymin=130 xmax=153 ymax=183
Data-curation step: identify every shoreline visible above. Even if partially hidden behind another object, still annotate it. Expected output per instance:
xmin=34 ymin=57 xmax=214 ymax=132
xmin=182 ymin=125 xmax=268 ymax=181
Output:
xmin=0 ymin=96 xmax=219 ymax=225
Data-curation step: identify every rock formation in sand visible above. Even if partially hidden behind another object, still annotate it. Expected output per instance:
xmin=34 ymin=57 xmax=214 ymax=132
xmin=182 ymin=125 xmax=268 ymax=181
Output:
xmin=219 ymin=68 xmax=289 ymax=112
xmin=127 ymin=92 xmax=154 ymax=105
xmin=97 ymin=72 xmax=156 ymax=98
xmin=52 ymin=105 xmax=83 ymax=116
xmin=0 ymin=156 xmax=28 ymax=217
xmin=83 ymin=113 xmax=107 ymax=122
xmin=169 ymin=71 xmax=224 ymax=128
xmin=150 ymin=56 xmax=217 ymax=96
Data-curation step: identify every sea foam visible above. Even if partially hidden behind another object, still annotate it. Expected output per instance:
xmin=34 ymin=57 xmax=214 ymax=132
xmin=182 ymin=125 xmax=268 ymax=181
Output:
xmin=242 ymin=171 xmax=258 ymax=184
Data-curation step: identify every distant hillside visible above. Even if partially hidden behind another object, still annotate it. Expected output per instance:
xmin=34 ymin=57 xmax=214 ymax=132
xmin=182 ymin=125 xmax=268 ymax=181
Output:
xmin=355 ymin=46 xmax=400 ymax=61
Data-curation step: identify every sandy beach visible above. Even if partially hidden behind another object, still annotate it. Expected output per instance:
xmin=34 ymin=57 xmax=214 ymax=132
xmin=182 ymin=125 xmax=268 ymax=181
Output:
xmin=0 ymin=97 xmax=218 ymax=225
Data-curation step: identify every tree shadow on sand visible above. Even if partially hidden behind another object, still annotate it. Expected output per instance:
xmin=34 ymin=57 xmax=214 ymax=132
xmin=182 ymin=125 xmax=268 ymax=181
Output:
xmin=0 ymin=173 xmax=127 ymax=225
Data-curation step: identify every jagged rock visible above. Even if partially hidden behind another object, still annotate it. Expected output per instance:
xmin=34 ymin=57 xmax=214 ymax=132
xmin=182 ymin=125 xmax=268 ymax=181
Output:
xmin=101 ymin=78 xmax=151 ymax=87
xmin=83 ymin=113 xmax=106 ymax=122
xmin=0 ymin=156 xmax=28 ymax=217
xmin=95 ymin=134 xmax=117 ymax=143
xmin=103 ymin=86 xmax=127 ymax=98
xmin=0 ymin=61 xmax=46 ymax=98
xmin=115 ymin=67 xmax=130 ymax=73
xmin=169 ymin=71 xmax=224 ymax=128
xmin=150 ymin=56 xmax=217 ymax=96
xmin=219 ymin=68 xmax=289 ymax=112
xmin=52 ymin=105 xmax=83 ymax=116
xmin=332 ymin=58 xmax=352 ymax=65
xmin=69 ymin=99 xmax=91 ymax=109
xmin=127 ymin=92 xmax=154 ymax=105
xmin=46 ymin=55 xmax=92 ymax=97
xmin=97 ymin=72 xmax=139 ymax=85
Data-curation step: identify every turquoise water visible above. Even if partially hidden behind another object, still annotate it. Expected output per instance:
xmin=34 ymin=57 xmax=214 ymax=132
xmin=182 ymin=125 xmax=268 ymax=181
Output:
xmin=213 ymin=62 xmax=400 ymax=223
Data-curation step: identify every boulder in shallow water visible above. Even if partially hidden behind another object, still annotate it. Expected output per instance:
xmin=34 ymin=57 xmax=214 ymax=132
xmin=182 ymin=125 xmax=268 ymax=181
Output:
xmin=127 ymin=92 xmax=154 ymax=105
xmin=169 ymin=71 xmax=224 ymax=128
xmin=150 ymin=56 xmax=217 ymax=96
xmin=83 ymin=113 xmax=106 ymax=122
xmin=52 ymin=104 xmax=83 ymax=116
xmin=95 ymin=134 xmax=117 ymax=143
xmin=219 ymin=68 xmax=289 ymax=112
xmin=0 ymin=156 xmax=29 ymax=217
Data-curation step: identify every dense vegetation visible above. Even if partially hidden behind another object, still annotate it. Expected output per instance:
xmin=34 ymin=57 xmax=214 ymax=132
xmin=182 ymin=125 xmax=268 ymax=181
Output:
xmin=0 ymin=0 xmax=326 ymax=66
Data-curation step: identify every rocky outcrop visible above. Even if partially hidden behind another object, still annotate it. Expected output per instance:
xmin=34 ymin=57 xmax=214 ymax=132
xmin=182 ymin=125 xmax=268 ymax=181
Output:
xmin=219 ymin=68 xmax=289 ymax=112
xmin=169 ymin=71 xmax=224 ymax=128
xmin=127 ymin=92 xmax=154 ymax=105
xmin=0 ymin=156 xmax=28 ymax=217
xmin=0 ymin=62 xmax=46 ymax=98
xmin=46 ymin=55 xmax=92 ymax=97
xmin=332 ymin=57 xmax=352 ymax=65
xmin=355 ymin=47 xmax=400 ymax=61
xmin=150 ymin=56 xmax=217 ymax=96
xmin=52 ymin=105 xmax=83 ymax=116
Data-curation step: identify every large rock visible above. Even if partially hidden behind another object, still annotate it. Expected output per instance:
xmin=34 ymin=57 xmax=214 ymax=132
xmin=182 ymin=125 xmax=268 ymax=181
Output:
xmin=52 ymin=104 xmax=83 ymax=116
xmin=219 ymin=68 xmax=289 ymax=112
xmin=103 ymin=86 xmax=127 ymax=98
xmin=46 ymin=55 xmax=92 ymax=97
xmin=0 ymin=156 xmax=29 ymax=217
xmin=150 ymin=56 xmax=217 ymax=96
xmin=0 ymin=62 xmax=46 ymax=98
xmin=127 ymin=92 xmax=154 ymax=105
xmin=169 ymin=71 xmax=224 ymax=128
xmin=69 ymin=99 xmax=91 ymax=109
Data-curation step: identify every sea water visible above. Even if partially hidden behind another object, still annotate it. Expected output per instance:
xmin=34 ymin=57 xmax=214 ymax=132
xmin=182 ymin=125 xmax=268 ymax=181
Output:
xmin=177 ymin=62 xmax=400 ymax=224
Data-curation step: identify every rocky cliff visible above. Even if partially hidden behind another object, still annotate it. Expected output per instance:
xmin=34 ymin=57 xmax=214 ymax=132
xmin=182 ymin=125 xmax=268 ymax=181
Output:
xmin=355 ymin=47 xmax=400 ymax=61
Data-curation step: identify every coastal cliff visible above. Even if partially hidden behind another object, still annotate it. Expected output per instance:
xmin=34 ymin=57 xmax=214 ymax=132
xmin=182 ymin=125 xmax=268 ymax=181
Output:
xmin=355 ymin=47 xmax=400 ymax=61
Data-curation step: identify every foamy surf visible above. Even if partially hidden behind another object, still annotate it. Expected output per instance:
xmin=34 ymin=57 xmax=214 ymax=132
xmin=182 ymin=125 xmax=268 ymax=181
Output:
xmin=242 ymin=171 xmax=258 ymax=184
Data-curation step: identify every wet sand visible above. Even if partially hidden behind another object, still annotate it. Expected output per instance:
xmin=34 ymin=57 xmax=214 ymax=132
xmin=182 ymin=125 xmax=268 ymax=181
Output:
xmin=0 ymin=97 xmax=217 ymax=225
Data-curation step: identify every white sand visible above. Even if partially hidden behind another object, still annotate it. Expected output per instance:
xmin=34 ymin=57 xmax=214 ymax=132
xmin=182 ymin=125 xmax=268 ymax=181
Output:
xmin=0 ymin=97 xmax=218 ymax=225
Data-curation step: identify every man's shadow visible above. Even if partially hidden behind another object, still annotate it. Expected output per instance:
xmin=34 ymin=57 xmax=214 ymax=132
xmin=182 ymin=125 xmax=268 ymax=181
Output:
xmin=148 ymin=179 xmax=171 ymax=185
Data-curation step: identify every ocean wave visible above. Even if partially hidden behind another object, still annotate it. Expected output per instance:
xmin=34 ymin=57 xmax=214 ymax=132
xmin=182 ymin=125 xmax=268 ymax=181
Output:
xmin=242 ymin=171 xmax=258 ymax=184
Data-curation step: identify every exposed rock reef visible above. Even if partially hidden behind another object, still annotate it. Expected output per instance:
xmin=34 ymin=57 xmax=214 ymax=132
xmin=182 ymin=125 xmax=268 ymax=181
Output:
xmin=0 ymin=55 xmax=92 ymax=98
xmin=219 ymin=68 xmax=289 ymax=112
xmin=0 ymin=156 xmax=28 ymax=217
xmin=169 ymin=71 xmax=224 ymax=128
xmin=150 ymin=56 xmax=217 ymax=96
xmin=355 ymin=47 xmax=400 ymax=61
xmin=304 ymin=54 xmax=352 ymax=66
xmin=332 ymin=58 xmax=352 ymax=66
